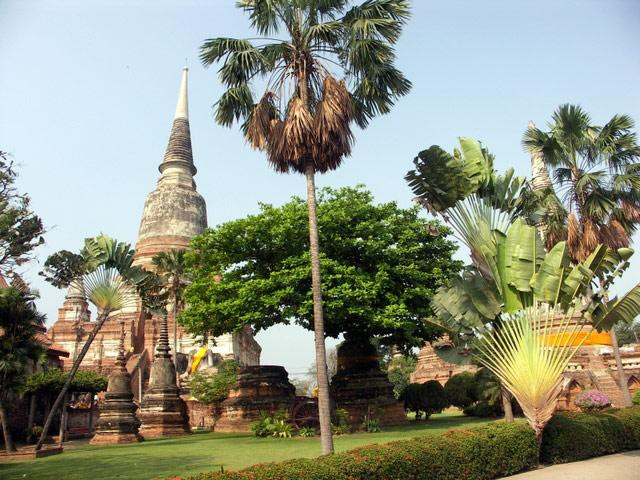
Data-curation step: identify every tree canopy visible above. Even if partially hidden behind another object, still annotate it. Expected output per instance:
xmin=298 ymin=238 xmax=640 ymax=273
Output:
xmin=24 ymin=368 xmax=108 ymax=395
xmin=0 ymin=151 xmax=45 ymax=277
xmin=181 ymin=186 xmax=460 ymax=349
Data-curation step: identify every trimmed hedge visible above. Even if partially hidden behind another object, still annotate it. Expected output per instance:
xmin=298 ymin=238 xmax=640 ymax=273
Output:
xmin=184 ymin=422 xmax=537 ymax=480
xmin=541 ymin=406 xmax=640 ymax=464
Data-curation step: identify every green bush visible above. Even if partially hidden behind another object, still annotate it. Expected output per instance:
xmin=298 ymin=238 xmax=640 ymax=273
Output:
xmin=184 ymin=422 xmax=537 ymax=480
xmin=332 ymin=408 xmax=350 ymax=435
xmin=24 ymin=368 xmax=107 ymax=394
xmin=297 ymin=426 xmax=315 ymax=437
xmin=444 ymin=372 xmax=476 ymax=408
xmin=188 ymin=360 xmax=238 ymax=405
xmin=632 ymin=390 xmax=640 ymax=405
xmin=403 ymin=381 xmax=449 ymax=419
xmin=387 ymin=355 xmax=417 ymax=399
xmin=541 ymin=407 xmax=640 ymax=464
xmin=250 ymin=411 xmax=292 ymax=438
xmin=463 ymin=401 xmax=502 ymax=418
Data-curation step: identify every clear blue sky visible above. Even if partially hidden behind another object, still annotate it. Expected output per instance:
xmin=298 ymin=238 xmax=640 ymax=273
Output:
xmin=1 ymin=0 xmax=639 ymax=377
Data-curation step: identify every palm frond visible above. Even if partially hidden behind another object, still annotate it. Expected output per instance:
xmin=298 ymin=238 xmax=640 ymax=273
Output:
xmin=81 ymin=265 xmax=136 ymax=313
xmin=476 ymin=304 xmax=586 ymax=438
xmin=343 ymin=0 xmax=411 ymax=44
xmin=215 ymin=85 xmax=254 ymax=127
xmin=235 ymin=0 xmax=286 ymax=36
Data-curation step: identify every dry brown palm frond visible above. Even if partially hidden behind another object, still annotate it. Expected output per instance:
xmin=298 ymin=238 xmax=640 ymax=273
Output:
xmin=247 ymin=92 xmax=277 ymax=150
xmin=266 ymin=118 xmax=289 ymax=173
xmin=545 ymin=226 xmax=566 ymax=251
xmin=598 ymin=224 xmax=616 ymax=249
xmin=621 ymin=200 xmax=640 ymax=222
xmin=312 ymin=76 xmax=354 ymax=173
xmin=609 ymin=219 xmax=631 ymax=248
xmin=567 ymin=213 xmax=582 ymax=261
xmin=281 ymin=96 xmax=314 ymax=171
xmin=580 ymin=218 xmax=599 ymax=260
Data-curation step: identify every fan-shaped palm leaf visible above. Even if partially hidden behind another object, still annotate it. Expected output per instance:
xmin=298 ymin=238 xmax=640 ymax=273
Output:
xmin=475 ymin=304 xmax=587 ymax=444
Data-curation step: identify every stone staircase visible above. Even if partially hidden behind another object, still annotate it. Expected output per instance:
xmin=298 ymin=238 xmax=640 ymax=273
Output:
xmin=587 ymin=351 xmax=625 ymax=407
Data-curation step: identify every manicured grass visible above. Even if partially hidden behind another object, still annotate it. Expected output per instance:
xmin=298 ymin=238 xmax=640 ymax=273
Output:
xmin=0 ymin=412 xmax=493 ymax=480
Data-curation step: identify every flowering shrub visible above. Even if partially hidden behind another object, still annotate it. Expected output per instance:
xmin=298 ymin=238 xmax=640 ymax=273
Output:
xmin=574 ymin=390 xmax=611 ymax=412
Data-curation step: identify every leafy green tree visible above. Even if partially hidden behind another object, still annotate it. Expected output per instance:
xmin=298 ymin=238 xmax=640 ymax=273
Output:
xmin=402 ymin=381 xmax=448 ymax=420
xmin=0 ymin=288 xmax=45 ymax=452
xmin=523 ymin=105 xmax=640 ymax=406
xmin=615 ymin=320 xmax=640 ymax=346
xmin=188 ymin=360 xmax=239 ymax=405
xmin=387 ymin=355 xmax=417 ymax=400
xmin=35 ymin=235 xmax=158 ymax=451
xmin=200 ymin=0 xmax=412 ymax=454
xmin=181 ymin=186 xmax=460 ymax=351
xmin=0 ymin=151 xmax=45 ymax=277
xmin=443 ymin=371 xmax=476 ymax=409
xmin=152 ymin=249 xmax=189 ymax=373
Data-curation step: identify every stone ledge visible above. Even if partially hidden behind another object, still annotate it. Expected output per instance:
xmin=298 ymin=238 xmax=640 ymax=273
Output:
xmin=0 ymin=446 xmax=63 ymax=460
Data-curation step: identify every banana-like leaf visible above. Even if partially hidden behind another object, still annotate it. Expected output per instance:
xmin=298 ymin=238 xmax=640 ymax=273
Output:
xmin=406 ymin=138 xmax=494 ymax=213
xmin=405 ymin=145 xmax=472 ymax=212
xmin=492 ymin=229 xmax=522 ymax=312
xmin=504 ymin=219 xmax=544 ymax=298
xmin=458 ymin=137 xmax=492 ymax=189
xmin=82 ymin=234 xmax=136 ymax=276
xmin=589 ymin=283 xmax=640 ymax=331
xmin=530 ymin=241 xmax=571 ymax=304
xmin=432 ymin=343 xmax=476 ymax=366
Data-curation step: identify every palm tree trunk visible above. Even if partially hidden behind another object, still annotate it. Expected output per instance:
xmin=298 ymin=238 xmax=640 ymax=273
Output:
xmin=0 ymin=397 xmax=16 ymax=453
xmin=501 ymin=386 xmax=514 ymax=422
xmin=304 ymin=162 xmax=334 ymax=455
xmin=610 ymin=328 xmax=632 ymax=407
xmin=172 ymin=293 xmax=179 ymax=386
xmin=35 ymin=310 xmax=110 ymax=451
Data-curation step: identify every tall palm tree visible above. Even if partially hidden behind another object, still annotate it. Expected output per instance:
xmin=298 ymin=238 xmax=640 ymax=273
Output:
xmin=523 ymin=105 xmax=640 ymax=261
xmin=523 ymin=104 xmax=640 ymax=407
xmin=200 ymin=0 xmax=411 ymax=454
xmin=0 ymin=287 xmax=45 ymax=452
xmin=152 ymin=249 xmax=189 ymax=376
xmin=35 ymin=235 xmax=152 ymax=450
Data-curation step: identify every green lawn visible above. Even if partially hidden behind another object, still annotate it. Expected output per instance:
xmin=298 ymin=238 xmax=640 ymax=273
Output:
xmin=0 ymin=413 xmax=493 ymax=480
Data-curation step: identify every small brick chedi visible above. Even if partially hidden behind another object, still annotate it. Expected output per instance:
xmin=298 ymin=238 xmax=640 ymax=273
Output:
xmin=138 ymin=316 xmax=190 ymax=437
xmin=91 ymin=324 xmax=142 ymax=444
xmin=331 ymin=334 xmax=406 ymax=427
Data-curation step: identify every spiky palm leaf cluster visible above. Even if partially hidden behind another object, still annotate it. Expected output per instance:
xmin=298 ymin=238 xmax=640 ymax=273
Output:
xmin=201 ymin=0 xmax=411 ymax=174
xmin=476 ymin=304 xmax=588 ymax=440
xmin=523 ymin=104 xmax=640 ymax=263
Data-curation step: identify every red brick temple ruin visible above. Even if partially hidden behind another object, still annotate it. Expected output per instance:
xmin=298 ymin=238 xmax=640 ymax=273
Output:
xmin=47 ymin=68 xmax=262 ymax=397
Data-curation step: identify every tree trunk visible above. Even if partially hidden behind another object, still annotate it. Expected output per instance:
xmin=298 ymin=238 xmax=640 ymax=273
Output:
xmin=610 ymin=328 xmax=632 ymax=407
xmin=501 ymin=386 xmax=514 ymax=422
xmin=26 ymin=393 xmax=37 ymax=443
xmin=304 ymin=162 xmax=334 ymax=456
xmin=35 ymin=311 xmax=110 ymax=451
xmin=173 ymin=293 xmax=179 ymax=386
xmin=0 ymin=398 xmax=16 ymax=453
xmin=88 ymin=394 xmax=95 ymax=434
xmin=58 ymin=393 xmax=69 ymax=445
